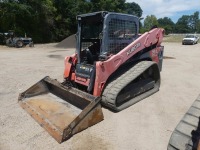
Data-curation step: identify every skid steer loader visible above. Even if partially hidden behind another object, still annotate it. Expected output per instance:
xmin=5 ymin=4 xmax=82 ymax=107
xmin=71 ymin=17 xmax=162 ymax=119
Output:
xmin=19 ymin=11 xmax=164 ymax=143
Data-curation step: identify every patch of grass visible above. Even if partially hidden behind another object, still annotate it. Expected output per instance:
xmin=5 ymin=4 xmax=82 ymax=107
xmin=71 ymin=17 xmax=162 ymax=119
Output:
xmin=163 ymin=35 xmax=185 ymax=43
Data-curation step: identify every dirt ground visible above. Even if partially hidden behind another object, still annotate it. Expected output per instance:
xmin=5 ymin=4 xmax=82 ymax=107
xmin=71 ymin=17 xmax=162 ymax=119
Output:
xmin=0 ymin=42 xmax=200 ymax=150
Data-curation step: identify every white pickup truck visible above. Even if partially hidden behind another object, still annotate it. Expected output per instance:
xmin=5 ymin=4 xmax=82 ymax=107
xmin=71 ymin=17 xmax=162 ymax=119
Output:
xmin=182 ymin=35 xmax=199 ymax=45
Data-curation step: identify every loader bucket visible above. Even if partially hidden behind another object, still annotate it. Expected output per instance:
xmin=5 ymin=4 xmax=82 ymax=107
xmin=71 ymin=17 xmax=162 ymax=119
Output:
xmin=18 ymin=76 xmax=104 ymax=143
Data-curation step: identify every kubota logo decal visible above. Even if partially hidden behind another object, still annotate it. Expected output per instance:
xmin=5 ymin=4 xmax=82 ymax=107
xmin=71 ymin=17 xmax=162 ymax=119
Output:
xmin=127 ymin=43 xmax=141 ymax=56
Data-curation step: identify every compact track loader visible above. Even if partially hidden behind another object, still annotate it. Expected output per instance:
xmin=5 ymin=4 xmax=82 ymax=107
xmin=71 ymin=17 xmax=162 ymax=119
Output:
xmin=19 ymin=11 xmax=164 ymax=143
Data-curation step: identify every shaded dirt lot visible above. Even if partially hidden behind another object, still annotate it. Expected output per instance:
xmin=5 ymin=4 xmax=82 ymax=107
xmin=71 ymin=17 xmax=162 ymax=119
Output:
xmin=0 ymin=42 xmax=200 ymax=150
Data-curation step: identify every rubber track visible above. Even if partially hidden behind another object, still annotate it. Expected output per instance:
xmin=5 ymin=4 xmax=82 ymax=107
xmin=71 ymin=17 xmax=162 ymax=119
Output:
xmin=168 ymin=95 xmax=200 ymax=150
xmin=102 ymin=61 xmax=160 ymax=111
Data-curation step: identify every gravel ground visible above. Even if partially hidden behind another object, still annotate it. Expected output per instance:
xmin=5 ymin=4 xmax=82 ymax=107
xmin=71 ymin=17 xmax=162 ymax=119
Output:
xmin=0 ymin=42 xmax=200 ymax=150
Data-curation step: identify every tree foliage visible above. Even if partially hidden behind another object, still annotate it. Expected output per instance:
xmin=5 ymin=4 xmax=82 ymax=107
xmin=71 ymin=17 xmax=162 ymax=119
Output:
xmin=141 ymin=11 xmax=200 ymax=34
xmin=175 ymin=15 xmax=191 ymax=33
xmin=124 ymin=2 xmax=142 ymax=17
xmin=158 ymin=17 xmax=174 ymax=34
xmin=0 ymin=0 xmax=56 ymax=42
xmin=0 ymin=0 xmax=143 ymax=43
xmin=142 ymin=15 xmax=158 ymax=32
xmin=174 ymin=11 xmax=199 ymax=33
xmin=0 ymin=0 xmax=199 ymax=43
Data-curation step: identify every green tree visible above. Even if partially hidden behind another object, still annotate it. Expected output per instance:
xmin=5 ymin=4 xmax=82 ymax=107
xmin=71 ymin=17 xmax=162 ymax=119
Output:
xmin=19 ymin=0 xmax=56 ymax=42
xmin=142 ymin=15 xmax=158 ymax=32
xmin=175 ymin=15 xmax=191 ymax=33
xmin=175 ymin=11 xmax=200 ymax=33
xmin=0 ymin=0 xmax=56 ymax=43
xmin=197 ymin=20 xmax=200 ymax=33
xmin=158 ymin=17 xmax=174 ymax=34
xmin=0 ymin=0 xmax=144 ymax=43
xmin=124 ymin=2 xmax=142 ymax=17
xmin=0 ymin=1 xmax=33 ymax=33
xmin=53 ymin=0 xmax=94 ymax=41
xmin=90 ymin=0 xmax=125 ymax=12
xmin=53 ymin=0 xmax=142 ymax=41
xmin=189 ymin=11 xmax=199 ymax=32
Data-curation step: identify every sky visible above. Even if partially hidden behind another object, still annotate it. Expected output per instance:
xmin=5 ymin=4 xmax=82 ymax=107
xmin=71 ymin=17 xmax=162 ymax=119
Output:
xmin=126 ymin=0 xmax=200 ymax=23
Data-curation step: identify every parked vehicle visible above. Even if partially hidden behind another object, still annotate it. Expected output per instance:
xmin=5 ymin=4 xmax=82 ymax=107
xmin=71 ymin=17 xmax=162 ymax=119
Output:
xmin=182 ymin=35 xmax=199 ymax=45
xmin=0 ymin=30 xmax=33 ymax=48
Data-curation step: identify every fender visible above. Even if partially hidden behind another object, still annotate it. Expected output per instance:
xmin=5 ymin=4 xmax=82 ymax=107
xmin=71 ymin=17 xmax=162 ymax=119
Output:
xmin=64 ymin=54 xmax=77 ymax=79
